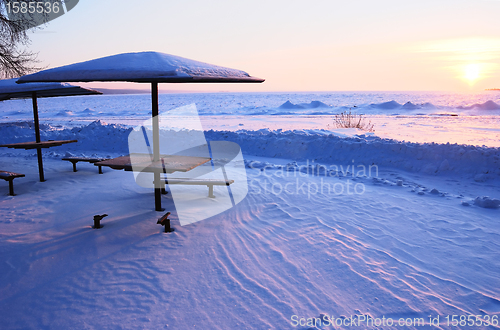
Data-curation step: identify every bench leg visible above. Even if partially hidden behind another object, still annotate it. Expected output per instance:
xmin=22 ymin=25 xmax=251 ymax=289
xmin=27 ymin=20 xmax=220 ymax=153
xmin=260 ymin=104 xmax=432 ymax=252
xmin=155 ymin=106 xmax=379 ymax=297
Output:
xmin=98 ymin=165 xmax=103 ymax=174
xmin=164 ymin=218 xmax=172 ymax=232
xmin=208 ymin=185 xmax=215 ymax=198
xmin=71 ymin=161 xmax=77 ymax=172
xmin=8 ymin=179 xmax=15 ymax=196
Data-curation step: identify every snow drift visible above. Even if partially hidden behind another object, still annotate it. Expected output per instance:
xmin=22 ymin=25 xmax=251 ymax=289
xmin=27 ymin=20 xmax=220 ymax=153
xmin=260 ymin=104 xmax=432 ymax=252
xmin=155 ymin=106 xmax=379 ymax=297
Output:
xmin=0 ymin=121 xmax=498 ymax=180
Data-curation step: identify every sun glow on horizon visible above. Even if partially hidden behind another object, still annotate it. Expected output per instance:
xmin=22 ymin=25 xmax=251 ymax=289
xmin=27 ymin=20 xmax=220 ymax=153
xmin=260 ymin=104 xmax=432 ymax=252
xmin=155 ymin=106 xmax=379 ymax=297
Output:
xmin=416 ymin=38 xmax=500 ymax=89
xmin=463 ymin=63 xmax=481 ymax=84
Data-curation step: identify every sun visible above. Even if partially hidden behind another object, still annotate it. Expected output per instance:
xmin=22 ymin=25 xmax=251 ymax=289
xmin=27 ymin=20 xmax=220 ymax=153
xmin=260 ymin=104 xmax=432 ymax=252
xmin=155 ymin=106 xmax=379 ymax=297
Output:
xmin=464 ymin=63 xmax=480 ymax=84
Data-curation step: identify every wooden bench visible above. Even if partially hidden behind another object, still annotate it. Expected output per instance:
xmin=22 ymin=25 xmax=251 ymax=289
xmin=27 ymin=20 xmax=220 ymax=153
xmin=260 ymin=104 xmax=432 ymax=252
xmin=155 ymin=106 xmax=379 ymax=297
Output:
xmin=0 ymin=171 xmax=25 ymax=196
xmin=93 ymin=214 xmax=108 ymax=229
xmin=157 ymin=212 xmax=174 ymax=232
xmin=162 ymin=177 xmax=234 ymax=198
xmin=62 ymin=157 xmax=109 ymax=174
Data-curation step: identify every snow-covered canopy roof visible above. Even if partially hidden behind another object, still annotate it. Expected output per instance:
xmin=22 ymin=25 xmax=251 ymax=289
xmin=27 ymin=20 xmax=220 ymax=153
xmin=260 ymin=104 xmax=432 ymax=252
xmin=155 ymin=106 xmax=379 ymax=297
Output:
xmin=17 ymin=52 xmax=265 ymax=83
xmin=0 ymin=78 xmax=101 ymax=101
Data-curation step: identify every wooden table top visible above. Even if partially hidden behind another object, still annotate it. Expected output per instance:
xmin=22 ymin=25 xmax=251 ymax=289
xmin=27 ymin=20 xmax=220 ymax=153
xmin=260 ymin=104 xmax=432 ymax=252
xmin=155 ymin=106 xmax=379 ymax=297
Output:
xmin=0 ymin=140 xmax=77 ymax=150
xmin=95 ymin=153 xmax=211 ymax=173
xmin=0 ymin=171 xmax=26 ymax=179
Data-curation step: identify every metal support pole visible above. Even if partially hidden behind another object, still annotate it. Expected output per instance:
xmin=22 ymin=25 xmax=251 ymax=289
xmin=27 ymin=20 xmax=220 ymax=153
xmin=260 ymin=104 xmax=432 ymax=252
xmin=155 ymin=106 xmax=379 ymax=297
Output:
xmin=32 ymin=92 xmax=45 ymax=182
xmin=32 ymin=92 xmax=41 ymax=144
xmin=36 ymin=148 xmax=44 ymax=182
xmin=151 ymin=82 xmax=164 ymax=211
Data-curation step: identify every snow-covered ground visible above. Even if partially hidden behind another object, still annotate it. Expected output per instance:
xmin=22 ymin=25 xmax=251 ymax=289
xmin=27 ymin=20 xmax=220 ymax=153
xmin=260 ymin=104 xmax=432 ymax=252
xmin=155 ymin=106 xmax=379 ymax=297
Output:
xmin=0 ymin=92 xmax=499 ymax=329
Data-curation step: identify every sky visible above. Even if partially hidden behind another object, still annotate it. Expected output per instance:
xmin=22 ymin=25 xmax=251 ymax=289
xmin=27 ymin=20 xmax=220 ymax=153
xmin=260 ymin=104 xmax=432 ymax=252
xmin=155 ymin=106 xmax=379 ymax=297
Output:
xmin=23 ymin=0 xmax=500 ymax=92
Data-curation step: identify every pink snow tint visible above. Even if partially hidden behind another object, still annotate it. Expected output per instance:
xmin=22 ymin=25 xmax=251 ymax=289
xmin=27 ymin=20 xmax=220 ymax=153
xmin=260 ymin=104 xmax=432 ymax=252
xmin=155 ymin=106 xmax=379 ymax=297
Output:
xmin=0 ymin=155 xmax=499 ymax=328
xmin=1 ymin=90 xmax=499 ymax=328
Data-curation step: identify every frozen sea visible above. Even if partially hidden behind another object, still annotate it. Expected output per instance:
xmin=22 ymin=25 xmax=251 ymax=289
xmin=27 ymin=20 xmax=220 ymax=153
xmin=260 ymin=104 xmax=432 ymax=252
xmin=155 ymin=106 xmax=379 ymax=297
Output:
xmin=2 ymin=90 xmax=500 ymax=146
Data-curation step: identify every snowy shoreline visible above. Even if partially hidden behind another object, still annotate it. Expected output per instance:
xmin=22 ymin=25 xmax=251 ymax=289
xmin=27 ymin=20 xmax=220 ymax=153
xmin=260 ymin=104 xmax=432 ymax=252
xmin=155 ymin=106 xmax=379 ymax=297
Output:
xmin=1 ymin=120 xmax=499 ymax=180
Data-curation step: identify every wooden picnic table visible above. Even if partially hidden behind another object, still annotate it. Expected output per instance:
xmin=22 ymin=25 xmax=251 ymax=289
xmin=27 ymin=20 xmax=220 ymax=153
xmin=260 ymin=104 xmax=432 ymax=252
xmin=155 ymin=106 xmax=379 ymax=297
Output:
xmin=95 ymin=153 xmax=210 ymax=173
xmin=0 ymin=140 xmax=77 ymax=150
xmin=95 ymin=153 xmax=211 ymax=211
xmin=0 ymin=139 xmax=77 ymax=182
